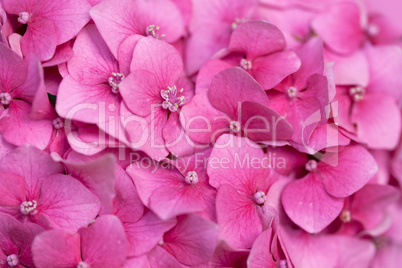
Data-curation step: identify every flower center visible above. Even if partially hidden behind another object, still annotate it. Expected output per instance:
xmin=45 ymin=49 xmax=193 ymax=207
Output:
xmin=0 ymin=92 xmax=12 ymax=106
xmin=7 ymin=254 xmax=19 ymax=267
xmin=77 ymin=261 xmax=90 ymax=268
xmin=240 ymin=59 xmax=252 ymax=70
xmin=230 ymin=121 xmax=241 ymax=133
xmin=278 ymin=259 xmax=288 ymax=268
xmin=340 ymin=210 xmax=351 ymax=223
xmin=146 ymin=25 xmax=165 ymax=39
xmin=231 ymin=18 xmax=247 ymax=30
xmin=52 ymin=118 xmax=64 ymax=129
xmin=18 ymin=12 xmax=30 ymax=24
xmin=253 ymin=191 xmax=267 ymax=205
xmin=287 ymin=87 xmax=297 ymax=99
xmin=185 ymin=171 xmax=199 ymax=184
xmin=367 ymin=23 xmax=380 ymax=37
xmin=108 ymin=72 xmax=125 ymax=94
xmin=349 ymin=86 xmax=365 ymax=102
xmin=305 ymin=159 xmax=318 ymax=172
xmin=161 ymin=85 xmax=185 ymax=112
xmin=20 ymin=200 xmax=38 ymax=215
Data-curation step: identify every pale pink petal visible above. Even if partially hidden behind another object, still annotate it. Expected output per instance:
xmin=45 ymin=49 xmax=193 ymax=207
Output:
xmin=0 ymin=44 xmax=26 ymax=92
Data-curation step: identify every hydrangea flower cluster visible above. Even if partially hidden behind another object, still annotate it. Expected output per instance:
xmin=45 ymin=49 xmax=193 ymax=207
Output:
xmin=0 ymin=0 xmax=401 ymax=267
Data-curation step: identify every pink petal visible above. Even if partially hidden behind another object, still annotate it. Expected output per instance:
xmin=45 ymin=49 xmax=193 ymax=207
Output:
xmin=311 ymin=1 xmax=364 ymax=55
xmin=247 ymin=228 xmax=276 ymax=268
xmin=35 ymin=174 xmax=100 ymax=232
xmin=163 ymin=213 xmax=219 ymax=265
xmin=209 ymin=241 xmax=249 ymax=267
xmin=119 ymin=71 xmax=161 ymax=117
xmin=20 ymin=19 xmax=59 ymax=61
xmin=241 ymin=101 xmax=293 ymax=142
xmin=130 ymin=37 xmax=183 ymax=88
xmin=42 ymin=41 xmax=74 ymax=67
xmin=365 ymin=44 xmax=402 ymax=101
xmin=0 ymin=145 xmax=63 ymax=195
xmin=0 ymin=212 xmax=21 ymax=255
xmin=319 ymin=145 xmax=378 ymax=198
xmin=80 ymin=215 xmax=128 ymax=268
xmin=0 ymin=44 xmax=27 ymax=92
xmin=208 ymin=67 xmax=268 ymax=119
xmin=56 ymin=75 xmax=120 ymax=127
xmin=253 ymin=50 xmax=301 ymax=90
xmin=195 ymin=59 xmax=232 ymax=94
xmin=90 ymin=0 xmax=184 ymax=57
xmin=350 ymin=184 xmax=400 ymax=230
xmin=229 ymin=20 xmax=286 ymax=59
xmin=0 ymin=172 xmax=26 ymax=220
xmin=282 ymin=173 xmax=344 ymax=233
xmin=208 ymin=134 xmax=272 ymax=194
xmin=32 ymin=230 xmax=81 ymax=268
xmin=180 ymin=91 xmax=229 ymax=145
xmin=58 ymin=153 xmax=117 ymax=215
xmin=68 ymin=24 xmax=119 ymax=86
xmin=351 ymin=92 xmax=401 ymax=149
xmin=216 ymin=184 xmax=264 ymax=249
xmin=124 ymin=210 xmax=176 ymax=257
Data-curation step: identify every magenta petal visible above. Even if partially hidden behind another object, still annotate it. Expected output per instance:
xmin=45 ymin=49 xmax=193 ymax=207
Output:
xmin=130 ymin=37 xmax=183 ymax=87
xmin=208 ymin=67 xmax=268 ymax=119
xmin=311 ymin=1 xmax=363 ymax=55
xmin=11 ymin=222 xmax=44 ymax=267
xmin=80 ymin=215 xmax=128 ymax=268
xmin=68 ymin=24 xmax=119 ymax=86
xmin=253 ymin=50 xmax=301 ymax=90
xmin=147 ymin=246 xmax=187 ymax=268
xmin=0 ymin=212 xmax=21 ymax=255
xmin=32 ymin=230 xmax=81 ymax=268
xmin=319 ymin=145 xmax=378 ymax=198
xmin=36 ymin=174 xmax=100 ymax=232
xmin=282 ymin=173 xmax=344 ymax=233
xmin=241 ymin=101 xmax=293 ymax=142
xmin=229 ymin=20 xmax=286 ymax=59
xmin=124 ymin=210 xmax=176 ymax=257
xmin=216 ymin=184 xmax=263 ymax=249
xmin=163 ymin=213 xmax=219 ymax=265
